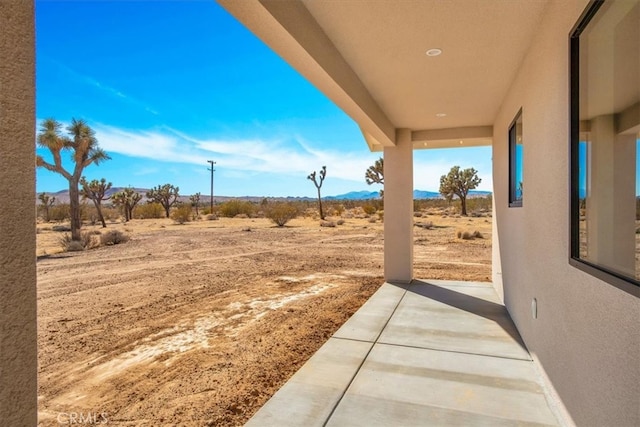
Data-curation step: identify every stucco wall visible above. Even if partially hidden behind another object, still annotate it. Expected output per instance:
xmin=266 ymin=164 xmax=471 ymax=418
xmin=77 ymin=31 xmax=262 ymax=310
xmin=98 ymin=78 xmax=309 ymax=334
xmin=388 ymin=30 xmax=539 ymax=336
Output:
xmin=492 ymin=0 xmax=640 ymax=425
xmin=0 ymin=1 xmax=37 ymax=425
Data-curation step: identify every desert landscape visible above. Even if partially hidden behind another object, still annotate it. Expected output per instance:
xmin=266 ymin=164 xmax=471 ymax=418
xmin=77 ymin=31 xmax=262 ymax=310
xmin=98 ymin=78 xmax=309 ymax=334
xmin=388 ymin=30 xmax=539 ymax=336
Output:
xmin=36 ymin=209 xmax=492 ymax=426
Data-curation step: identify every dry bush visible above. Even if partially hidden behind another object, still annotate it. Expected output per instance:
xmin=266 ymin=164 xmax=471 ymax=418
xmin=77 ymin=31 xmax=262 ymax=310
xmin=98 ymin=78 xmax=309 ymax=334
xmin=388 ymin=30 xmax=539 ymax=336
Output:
xmin=368 ymin=217 xmax=377 ymax=223
xmin=134 ymin=202 xmax=164 ymax=219
xmin=456 ymin=229 xmax=481 ymax=240
xmin=171 ymin=204 xmax=192 ymax=224
xmin=100 ymin=230 xmax=129 ymax=246
xmin=206 ymin=214 xmax=219 ymax=221
xmin=362 ymin=204 xmax=377 ymax=215
xmin=234 ymin=213 xmax=249 ymax=219
xmin=219 ymin=200 xmax=255 ymax=218
xmin=265 ymin=202 xmax=298 ymax=227
xmin=52 ymin=225 xmax=71 ymax=232
xmin=337 ymin=219 xmax=345 ymax=225
xmin=416 ymin=221 xmax=434 ymax=229
xmin=49 ymin=204 xmax=71 ymax=222
xmin=320 ymin=220 xmax=336 ymax=227
xmin=58 ymin=232 xmax=96 ymax=252
xmin=414 ymin=212 xmax=422 ymax=217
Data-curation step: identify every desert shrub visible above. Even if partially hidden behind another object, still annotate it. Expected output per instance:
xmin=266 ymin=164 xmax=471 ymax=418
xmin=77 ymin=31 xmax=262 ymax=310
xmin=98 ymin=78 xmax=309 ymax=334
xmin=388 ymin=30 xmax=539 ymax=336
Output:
xmin=416 ymin=221 xmax=433 ymax=229
xmin=362 ymin=204 xmax=377 ymax=215
xmin=134 ymin=202 xmax=164 ymax=219
xmin=337 ymin=219 xmax=345 ymax=225
xmin=206 ymin=214 xmax=219 ymax=221
xmin=219 ymin=200 xmax=255 ymax=218
xmin=377 ymin=211 xmax=384 ymax=221
xmin=320 ymin=220 xmax=336 ymax=227
xmin=466 ymin=195 xmax=493 ymax=214
xmin=52 ymin=224 xmax=71 ymax=232
xmin=59 ymin=232 xmax=95 ymax=251
xmin=100 ymin=230 xmax=129 ymax=246
xmin=234 ymin=213 xmax=249 ymax=219
xmin=473 ymin=230 xmax=483 ymax=239
xmin=456 ymin=230 xmax=477 ymax=240
xmin=265 ymin=202 xmax=298 ymax=227
xmin=414 ymin=212 xmax=422 ymax=217
xmin=49 ymin=204 xmax=71 ymax=222
xmin=368 ymin=217 xmax=377 ymax=223
xmin=171 ymin=204 xmax=192 ymax=224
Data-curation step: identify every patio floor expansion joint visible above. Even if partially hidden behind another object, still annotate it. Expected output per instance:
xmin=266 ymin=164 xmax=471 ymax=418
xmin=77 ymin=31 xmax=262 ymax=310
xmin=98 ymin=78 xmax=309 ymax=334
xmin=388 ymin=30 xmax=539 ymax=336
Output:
xmin=373 ymin=340 xmax=534 ymax=362
xmin=321 ymin=286 xmax=409 ymax=426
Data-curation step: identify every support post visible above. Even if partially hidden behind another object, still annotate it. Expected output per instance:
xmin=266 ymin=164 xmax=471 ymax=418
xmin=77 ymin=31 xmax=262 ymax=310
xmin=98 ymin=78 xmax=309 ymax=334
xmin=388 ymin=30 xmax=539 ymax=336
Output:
xmin=383 ymin=128 xmax=414 ymax=283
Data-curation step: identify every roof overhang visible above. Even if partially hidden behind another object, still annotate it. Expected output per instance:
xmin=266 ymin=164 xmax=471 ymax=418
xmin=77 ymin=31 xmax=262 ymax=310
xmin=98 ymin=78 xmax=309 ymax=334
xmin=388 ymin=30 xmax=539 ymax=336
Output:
xmin=217 ymin=0 xmax=549 ymax=151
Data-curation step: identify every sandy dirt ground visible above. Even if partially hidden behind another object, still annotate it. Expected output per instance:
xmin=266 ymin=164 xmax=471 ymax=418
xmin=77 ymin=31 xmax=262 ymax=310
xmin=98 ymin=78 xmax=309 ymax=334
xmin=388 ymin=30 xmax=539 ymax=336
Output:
xmin=36 ymin=212 xmax=491 ymax=426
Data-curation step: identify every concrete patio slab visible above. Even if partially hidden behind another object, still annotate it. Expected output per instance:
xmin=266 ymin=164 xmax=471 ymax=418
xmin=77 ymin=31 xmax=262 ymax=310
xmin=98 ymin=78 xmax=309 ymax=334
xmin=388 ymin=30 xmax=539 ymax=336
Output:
xmin=245 ymin=338 xmax=372 ymax=427
xmin=245 ymin=280 xmax=560 ymax=426
xmin=332 ymin=281 xmax=409 ymax=342
xmin=378 ymin=280 xmax=530 ymax=360
xmin=327 ymin=344 xmax=557 ymax=426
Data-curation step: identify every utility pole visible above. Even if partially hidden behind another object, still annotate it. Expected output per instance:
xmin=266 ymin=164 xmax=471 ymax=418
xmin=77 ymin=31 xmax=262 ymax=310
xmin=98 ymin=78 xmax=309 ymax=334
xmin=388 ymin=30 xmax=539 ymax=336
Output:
xmin=207 ymin=160 xmax=216 ymax=213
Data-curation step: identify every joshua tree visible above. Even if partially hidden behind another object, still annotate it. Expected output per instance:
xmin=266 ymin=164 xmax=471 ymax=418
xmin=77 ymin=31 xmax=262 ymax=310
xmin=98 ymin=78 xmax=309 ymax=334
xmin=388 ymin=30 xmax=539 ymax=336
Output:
xmin=365 ymin=157 xmax=384 ymax=198
xmin=36 ymin=118 xmax=110 ymax=240
xmin=146 ymin=184 xmax=179 ymax=218
xmin=112 ymin=187 xmax=142 ymax=221
xmin=38 ymin=192 xmax=56 ymax=222
xmin=80 ymin=177 xmax=112 ymax=228
xmin=307 ymin=166 xmax=327 ymax=220
xmin=439 ymin=166 xmax=481 ymax=216
xmin=190 ymin=192 xmax=201 ymax=217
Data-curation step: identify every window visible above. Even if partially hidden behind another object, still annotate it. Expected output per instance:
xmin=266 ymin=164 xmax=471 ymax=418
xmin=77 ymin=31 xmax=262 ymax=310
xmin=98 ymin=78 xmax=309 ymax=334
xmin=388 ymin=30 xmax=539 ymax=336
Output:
xmin=570 ymin=0 xmax=640 ymax=292
xmin=509 ymin=109 xmax=523 ymax=207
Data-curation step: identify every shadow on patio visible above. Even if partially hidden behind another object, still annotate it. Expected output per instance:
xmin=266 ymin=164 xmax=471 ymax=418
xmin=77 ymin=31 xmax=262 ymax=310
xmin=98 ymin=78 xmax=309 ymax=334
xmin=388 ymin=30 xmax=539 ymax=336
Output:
xmin=246 ymin=280 xmax=559 ymax=426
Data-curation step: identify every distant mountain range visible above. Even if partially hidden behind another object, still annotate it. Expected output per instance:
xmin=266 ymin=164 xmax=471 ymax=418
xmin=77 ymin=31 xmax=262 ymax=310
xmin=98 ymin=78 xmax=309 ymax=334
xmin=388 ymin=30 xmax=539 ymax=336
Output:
xmin=326 ymin=190 xmax=492 ymax=200
xmin=37 ymin=187 xmax=492 ymax=204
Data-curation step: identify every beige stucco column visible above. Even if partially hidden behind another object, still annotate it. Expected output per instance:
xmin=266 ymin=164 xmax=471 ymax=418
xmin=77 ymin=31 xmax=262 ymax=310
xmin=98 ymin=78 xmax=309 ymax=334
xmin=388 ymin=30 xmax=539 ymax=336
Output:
xmin=383 ymin=128 xmax=413 ymax=283
xmin=0 ymin=1 xmax=37 ymax=424
xmin=586 ymin=115 xmax=636 ymax=276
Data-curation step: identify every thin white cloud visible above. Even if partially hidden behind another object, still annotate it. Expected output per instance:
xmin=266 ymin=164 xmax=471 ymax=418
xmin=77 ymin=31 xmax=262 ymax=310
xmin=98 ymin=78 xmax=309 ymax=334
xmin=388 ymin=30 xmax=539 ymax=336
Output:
xmin=94 ymin=124 xmax=378 ymax=183
xmin=51 ymin=59 xmax=159 ymax=115
xmin=39 ymin=119 xmax=493 ymax=191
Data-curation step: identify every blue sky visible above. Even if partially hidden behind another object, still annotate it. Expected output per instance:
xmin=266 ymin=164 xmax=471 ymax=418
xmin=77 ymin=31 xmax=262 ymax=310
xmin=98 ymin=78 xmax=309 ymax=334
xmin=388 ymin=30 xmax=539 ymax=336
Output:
xmin=35 ymin=0 xmax=493 ymax=198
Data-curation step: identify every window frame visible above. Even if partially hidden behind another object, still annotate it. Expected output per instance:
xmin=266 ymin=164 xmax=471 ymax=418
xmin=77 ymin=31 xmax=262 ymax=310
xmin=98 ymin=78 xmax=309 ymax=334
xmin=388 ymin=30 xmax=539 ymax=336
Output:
xmin=508 ymin=108 xmax=523 ymax=207
xmin=569 ymin=0 xmax=640 ymax=296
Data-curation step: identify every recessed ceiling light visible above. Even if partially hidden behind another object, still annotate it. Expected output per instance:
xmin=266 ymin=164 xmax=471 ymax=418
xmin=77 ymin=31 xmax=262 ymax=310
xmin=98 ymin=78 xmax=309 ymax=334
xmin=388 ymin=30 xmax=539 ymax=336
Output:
xmin=426 ymin=48 xmax=442 ymax=57
xmin=436 ymin=113 xmax=447 ymax=117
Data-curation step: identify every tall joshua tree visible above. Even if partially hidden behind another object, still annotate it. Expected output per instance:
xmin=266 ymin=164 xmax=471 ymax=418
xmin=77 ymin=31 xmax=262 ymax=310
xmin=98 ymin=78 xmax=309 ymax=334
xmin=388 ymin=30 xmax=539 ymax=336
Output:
xmin=38 ymin=192 xmax=56 ymax=222
xmin=80 ymin=177 xmax=112 ymax=228
xmin=37 ymin=118 xmax=110 ymax=240
xmin=146 ymin=184 xmax=180 ymax=218
xmin=190 ymin=192 xmax=201 ymax=217
xmin=307 ymin=166 xmax=327 ymax=220
xmin=112 ymin=187 xmax=142 ymax=222
xmin=439 ymin=166 xmax=481 ymax=216
xmin=365 ymin=157 xmax=384 ymax=198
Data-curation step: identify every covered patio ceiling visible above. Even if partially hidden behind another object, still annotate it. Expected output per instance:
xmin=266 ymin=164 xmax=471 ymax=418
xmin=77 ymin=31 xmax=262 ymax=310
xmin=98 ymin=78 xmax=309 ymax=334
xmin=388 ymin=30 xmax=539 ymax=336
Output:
xmin=218 ymin=0 xmax=549 ymax=151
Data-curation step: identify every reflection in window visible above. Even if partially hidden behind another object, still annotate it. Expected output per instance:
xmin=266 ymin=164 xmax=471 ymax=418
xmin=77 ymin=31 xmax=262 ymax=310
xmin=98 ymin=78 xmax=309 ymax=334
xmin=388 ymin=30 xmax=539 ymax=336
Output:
xmin=509 ymin=109 xmax=523 ymax=207
xmin=571 ymin=0 xmax=639 ymax=286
